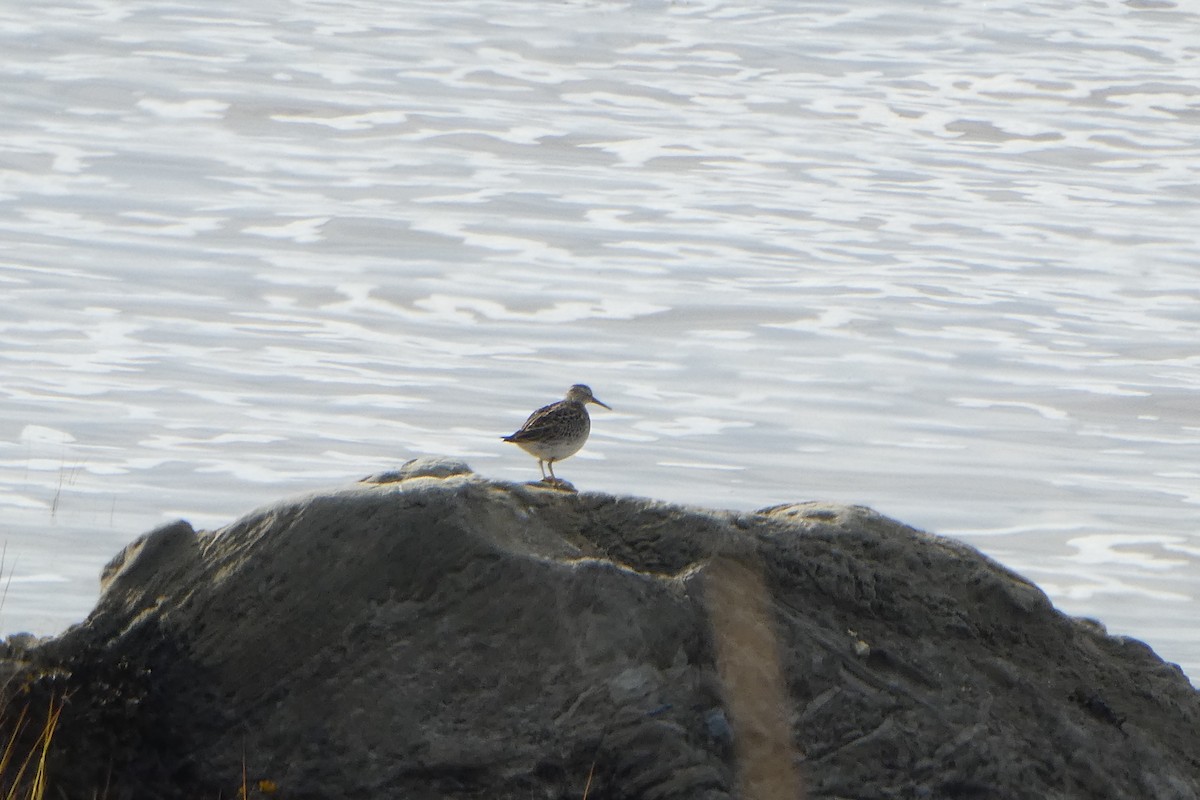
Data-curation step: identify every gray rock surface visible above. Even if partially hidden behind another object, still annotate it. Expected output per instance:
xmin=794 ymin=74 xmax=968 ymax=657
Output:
xmin=5 ymin=461 xmax=1199 ymax=799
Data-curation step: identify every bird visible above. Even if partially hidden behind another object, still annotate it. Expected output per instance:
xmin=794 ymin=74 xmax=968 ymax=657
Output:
xmin=502 ymin=384 xmax=610 ymax=484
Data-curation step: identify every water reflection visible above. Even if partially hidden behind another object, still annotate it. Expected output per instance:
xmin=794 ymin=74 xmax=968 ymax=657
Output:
xmin=1 ymin=0 xmax=1198 ymax=680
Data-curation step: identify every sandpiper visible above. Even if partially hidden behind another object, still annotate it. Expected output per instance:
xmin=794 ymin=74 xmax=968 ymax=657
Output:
xmin=503 ymin=384 xmax=610 ymax=483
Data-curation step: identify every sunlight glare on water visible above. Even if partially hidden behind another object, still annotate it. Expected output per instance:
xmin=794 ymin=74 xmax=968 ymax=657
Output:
xmin=1 ymin=0 xmax=1198 ymax=680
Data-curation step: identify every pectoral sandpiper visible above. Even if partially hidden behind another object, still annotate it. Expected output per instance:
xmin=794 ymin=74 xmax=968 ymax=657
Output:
xmin=503 ymin=384 xmax=610 ymax=484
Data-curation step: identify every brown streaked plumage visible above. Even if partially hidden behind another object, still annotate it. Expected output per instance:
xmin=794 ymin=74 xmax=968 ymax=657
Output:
xmin=502 ymin=384 xmax=611 ymax=482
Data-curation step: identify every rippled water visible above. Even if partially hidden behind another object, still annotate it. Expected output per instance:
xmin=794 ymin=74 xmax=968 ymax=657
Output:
xmin=2 ymin=0 xmax=1198 ymax=679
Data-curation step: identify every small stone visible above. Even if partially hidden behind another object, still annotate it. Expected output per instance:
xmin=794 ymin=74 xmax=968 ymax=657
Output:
xmin=360 ymin=456 xmax=473 ymax=484
xmin=1 ymin=632 xmax=39 ymax=657
xmin=704 ymin=708 xmax=733 ymax=744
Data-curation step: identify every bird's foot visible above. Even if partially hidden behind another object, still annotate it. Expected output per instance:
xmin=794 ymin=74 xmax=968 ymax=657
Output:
xmin=536 ymin=476 xmax=578 ymax=493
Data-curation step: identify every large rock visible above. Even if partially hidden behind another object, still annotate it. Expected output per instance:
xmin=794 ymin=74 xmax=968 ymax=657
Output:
xmin=4 ymin=460 xmax=1199 ymax=799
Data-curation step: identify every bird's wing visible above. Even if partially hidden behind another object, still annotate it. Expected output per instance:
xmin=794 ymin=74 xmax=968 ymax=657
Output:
xmin=504 ymin=401 xmax=576 ymax=441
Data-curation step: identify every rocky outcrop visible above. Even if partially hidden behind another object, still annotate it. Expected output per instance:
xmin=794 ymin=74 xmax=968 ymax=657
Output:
xmin=4 ymin=458 xmax=1199 ymax=799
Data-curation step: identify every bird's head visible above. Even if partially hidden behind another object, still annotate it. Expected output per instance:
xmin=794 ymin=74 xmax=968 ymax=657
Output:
xmin=566 ymin=384 xmax=611 ymax=410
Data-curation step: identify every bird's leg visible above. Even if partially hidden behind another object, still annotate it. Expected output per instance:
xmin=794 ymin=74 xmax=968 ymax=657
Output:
xmin=547 ymin=460 xmax=557 ymax=482
xmin=537 ymin=460 xmax=547 ymax=480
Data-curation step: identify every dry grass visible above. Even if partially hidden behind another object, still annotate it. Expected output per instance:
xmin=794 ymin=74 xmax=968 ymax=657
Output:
xmin=0 ymin=694 xmax=63 ymax=800
xmin=0 ymin=537 xmax=63 ymax=800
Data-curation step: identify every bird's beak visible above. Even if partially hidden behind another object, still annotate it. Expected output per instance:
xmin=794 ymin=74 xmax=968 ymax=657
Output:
xmin=591 ymin=398 xmax=612 ymax=410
